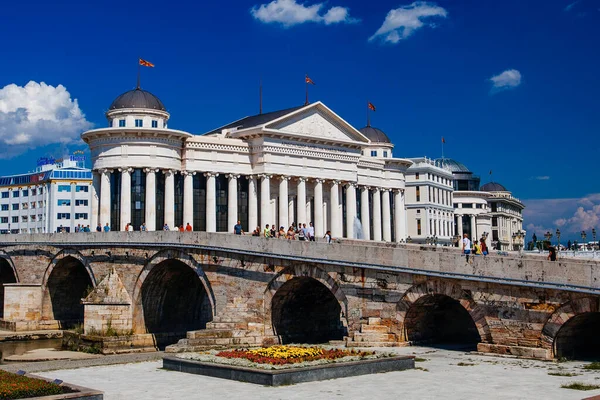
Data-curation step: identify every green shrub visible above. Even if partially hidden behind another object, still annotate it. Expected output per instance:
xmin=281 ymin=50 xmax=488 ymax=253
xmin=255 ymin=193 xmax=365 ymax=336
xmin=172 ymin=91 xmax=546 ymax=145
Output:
xmin=561 ymin=382 xmax=600 ymax=391
xmin=0 ymin=370 xmax=73 ymax=399
xmin=583 ymin=362 xmax=600 ymax=371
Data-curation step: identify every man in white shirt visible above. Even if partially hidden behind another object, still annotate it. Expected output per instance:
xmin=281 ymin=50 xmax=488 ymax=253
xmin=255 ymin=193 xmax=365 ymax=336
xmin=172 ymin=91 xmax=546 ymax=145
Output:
xmin=462 ymin=233 xmax=471 ymax=263
xmin=308 ymin=222 xmax=315 ymax=242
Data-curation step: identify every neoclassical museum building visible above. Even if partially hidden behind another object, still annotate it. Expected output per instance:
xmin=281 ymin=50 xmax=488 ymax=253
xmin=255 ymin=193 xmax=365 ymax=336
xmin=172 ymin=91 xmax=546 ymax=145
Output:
xmin=82 ymin=86 xmax=439 ymax=243
xmin=82 ymin=86 xmax=521 ymax=247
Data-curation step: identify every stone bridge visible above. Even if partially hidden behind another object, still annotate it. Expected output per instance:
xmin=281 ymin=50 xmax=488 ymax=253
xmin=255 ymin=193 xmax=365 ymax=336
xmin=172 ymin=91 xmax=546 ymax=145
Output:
xmin=0 ymin=232 xmax=599 ymax=360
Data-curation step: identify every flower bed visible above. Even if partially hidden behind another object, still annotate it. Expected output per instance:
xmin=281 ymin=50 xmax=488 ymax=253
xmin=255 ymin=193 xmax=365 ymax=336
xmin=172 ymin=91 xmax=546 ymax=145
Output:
xmin=216 ymin=346 xmax=373 ymax=365
xmin=0 ymin=370 xmax=74 ymax=399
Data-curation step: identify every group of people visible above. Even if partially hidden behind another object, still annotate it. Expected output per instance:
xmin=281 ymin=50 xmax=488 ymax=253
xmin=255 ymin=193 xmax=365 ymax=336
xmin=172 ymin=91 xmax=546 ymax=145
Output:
xmin=89 ymin=222 xmax=195 ymax=232
xmin=461 ymin=233 xmax=489 ymax=263
xmin=242 ymin=221 xmax=334 ymax=243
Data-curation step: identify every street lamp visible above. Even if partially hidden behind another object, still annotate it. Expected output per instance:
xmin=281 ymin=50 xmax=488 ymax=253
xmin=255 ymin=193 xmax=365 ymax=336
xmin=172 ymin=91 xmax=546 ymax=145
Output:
xmin=407 ymin=236 xmax=413 ymax=243
xmin=556 ymin=229 xmax=561 ymax=252
xmin=544 ymin=231 xmax=553 ymax=250
xmin=512 ymin=230 xmax=524 ymax=251
xmin=593 ymin=228 xmax=597 ymax=251
xmin=581 ymin=231 xmax=587 ymax=251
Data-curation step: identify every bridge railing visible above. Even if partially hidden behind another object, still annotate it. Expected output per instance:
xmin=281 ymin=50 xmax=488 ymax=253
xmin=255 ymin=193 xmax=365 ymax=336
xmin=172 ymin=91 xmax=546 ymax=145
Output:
xmin=1 ymin=232 xmax=599 ymax=293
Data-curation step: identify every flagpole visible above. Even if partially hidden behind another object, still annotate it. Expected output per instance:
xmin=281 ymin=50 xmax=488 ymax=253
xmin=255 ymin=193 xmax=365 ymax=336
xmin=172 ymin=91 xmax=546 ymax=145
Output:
xmin=136 ymin=57 xmax=141 ymax=89
xmin=441 ymin=139 xmax=444 ymax=160
xmin=305 ymin=77 xmax=309 ymax=106
xmin=259 ymin=77 xmax=263 ymax=115
xmin=367 ymin=101 xmax=370 ymax=127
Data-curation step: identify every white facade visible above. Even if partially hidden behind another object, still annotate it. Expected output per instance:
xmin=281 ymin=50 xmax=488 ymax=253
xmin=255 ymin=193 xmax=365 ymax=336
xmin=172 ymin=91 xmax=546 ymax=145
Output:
xmin=0 ymin=158 xmax=92 ymax=234
xmin=82 ymin=88 xmax=418 ymax=240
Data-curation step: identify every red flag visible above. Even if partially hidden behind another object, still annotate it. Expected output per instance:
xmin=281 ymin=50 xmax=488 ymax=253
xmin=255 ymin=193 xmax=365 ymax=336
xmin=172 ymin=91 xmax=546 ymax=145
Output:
xmin=368 ymin=102 xmax=376 ymax=111
xmin=442 ymin=137 xmax=446 ymax=144
xmin=139 ymin=58 xmax=155 ymax=67
xmin=305 ymin=75 xmax=315 ymax=85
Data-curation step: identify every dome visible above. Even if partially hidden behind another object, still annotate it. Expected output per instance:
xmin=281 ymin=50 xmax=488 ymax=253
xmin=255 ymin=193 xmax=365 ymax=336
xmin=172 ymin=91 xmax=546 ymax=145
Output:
xmin=434 ymin=158 xmax=471 ymax=173
xmin=480 ymin=182 xmax=508 ymax=192
xmin=109 ymin=88 xmax=166 ymax=111
xmin=359 ymin=126 xmax=391 ymax=144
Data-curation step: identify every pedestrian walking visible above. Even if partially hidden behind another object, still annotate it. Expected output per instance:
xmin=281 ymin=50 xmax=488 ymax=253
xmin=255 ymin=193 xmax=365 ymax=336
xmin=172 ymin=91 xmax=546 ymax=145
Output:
xmin=462 ymin=233 xmax=471 ymax=263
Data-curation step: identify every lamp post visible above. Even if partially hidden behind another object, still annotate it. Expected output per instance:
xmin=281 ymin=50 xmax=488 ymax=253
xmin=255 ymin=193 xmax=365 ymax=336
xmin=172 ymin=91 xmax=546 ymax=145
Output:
xmin=512 ymin=230 xmax=524 ymax=251
xmin=544 ymin=231 xmax=553 ymax=251
xmin=407 ymin=236 xmax=412 ymax=244
xmin=556 ymin=228 xmax=561 ymax=252
xmin=581 ymin=231 xmax=587 ymax=251
xmin=592 ymin=228 xmax=597 ymax=251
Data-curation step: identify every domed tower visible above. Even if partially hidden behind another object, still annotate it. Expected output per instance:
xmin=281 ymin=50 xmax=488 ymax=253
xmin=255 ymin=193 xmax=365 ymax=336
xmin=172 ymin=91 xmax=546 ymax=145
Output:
xmin=82 ymin=87 xmax=191 ymax=233
xmin=106 ymin=87 xmax=170 ymax=129
xmin=359 ymin=126 xmax=394 ymax=158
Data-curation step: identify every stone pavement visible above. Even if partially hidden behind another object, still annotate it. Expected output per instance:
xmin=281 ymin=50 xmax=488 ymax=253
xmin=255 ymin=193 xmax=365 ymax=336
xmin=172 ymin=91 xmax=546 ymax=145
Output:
xmin=36 ymin=347 xmax=600 ymax=400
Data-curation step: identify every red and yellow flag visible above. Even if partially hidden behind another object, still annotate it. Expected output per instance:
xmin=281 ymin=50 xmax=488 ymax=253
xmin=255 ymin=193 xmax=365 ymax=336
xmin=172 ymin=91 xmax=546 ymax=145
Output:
xmin=139 ymin=58 xmax=155 ymax=67
xmin=305 ymin=75 xmax=315 ymax=85
xmin=368 ymin=102 xmax=376 ymax=111
xmin=442 ymin=137 xmax=446 ymax=144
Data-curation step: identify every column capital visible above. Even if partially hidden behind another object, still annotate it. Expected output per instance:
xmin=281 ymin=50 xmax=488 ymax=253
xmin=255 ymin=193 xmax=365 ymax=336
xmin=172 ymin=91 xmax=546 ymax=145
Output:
xmin=163 ymin=169 xmax=178 ymax=176
xmin=258 ymin=174 xmax=272 ymax=179
xmin=313 ymin=178 xmax=325 ymax=184
xmin=344 ymin=182 xmax=357 ymax=189
xmin=380 ymin=188 xmax=391 ymax=193
xmin=98 ymin=168 xmax=113 ymax=175
xmin=330 ymin=180 xmax=341 ymax=186
xmin=118 ymin=167 xmax=133 ymax=174
xmin=278 ymin=175 xmax=292 ymax=181
xmin=204 ymin=172 xmax=219 ymax=178
xmin=393 ymin=188 xmax=405 ymax=194
xmin=372 ymin=187 xmax=381 ymax=192
xmin=226 ymin=173 xmax=240 ymax=180
xmin=296 ymin=177 xmax=308 ymax=183
xmin=181 ymin=170 xmax=197 ymax=176
xmin=143 ymin=168 xmax=159 ymax=174
xmin=361 ymin=185 xmax=371 ymax=191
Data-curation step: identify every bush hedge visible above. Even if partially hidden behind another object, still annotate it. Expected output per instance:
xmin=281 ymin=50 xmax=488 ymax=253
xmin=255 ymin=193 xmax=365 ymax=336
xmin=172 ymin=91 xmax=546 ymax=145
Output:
xmin=0 ymin=370 xmax=72 ymax=399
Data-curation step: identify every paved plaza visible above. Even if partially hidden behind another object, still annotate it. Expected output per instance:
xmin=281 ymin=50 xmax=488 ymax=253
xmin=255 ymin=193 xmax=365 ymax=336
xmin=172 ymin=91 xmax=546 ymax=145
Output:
xmin=37 ymin=347 xmax=600 ymax=400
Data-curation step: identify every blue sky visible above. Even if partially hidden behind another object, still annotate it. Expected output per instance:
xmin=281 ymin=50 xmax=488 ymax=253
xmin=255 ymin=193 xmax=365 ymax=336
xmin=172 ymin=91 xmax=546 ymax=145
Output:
xmin=0 ymin=0 xmax=598 ymax=241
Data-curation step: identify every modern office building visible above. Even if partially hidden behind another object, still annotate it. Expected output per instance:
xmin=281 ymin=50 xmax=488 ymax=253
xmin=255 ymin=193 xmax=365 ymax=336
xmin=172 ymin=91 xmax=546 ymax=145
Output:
xmin=0 ymin=156 xmax=92 ymax=234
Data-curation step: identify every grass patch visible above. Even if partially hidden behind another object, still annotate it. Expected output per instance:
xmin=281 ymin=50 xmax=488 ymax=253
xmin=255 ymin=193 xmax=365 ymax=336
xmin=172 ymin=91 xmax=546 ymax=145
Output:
xmin=415 ymin=367 xmax=429 ymax=372
xmin=414 ymin=358 xmax=428 ymax=362
xmin=457 ymin=362 xmax=476 ymax=367
xmin=548 ymin=371 xmax=579 ymax=377
xmin=583 ymin=362 xmax=600 ymax=370
xmin=561 ymin=382 xmax=600 ymax=391
xmin=0 ymin=370 xmax=74 ymax=399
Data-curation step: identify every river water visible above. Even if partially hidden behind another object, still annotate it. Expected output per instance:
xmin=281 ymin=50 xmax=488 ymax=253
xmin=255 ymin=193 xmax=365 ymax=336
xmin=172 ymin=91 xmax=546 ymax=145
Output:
xmin=0 ymin=338 xmax=63 ymax=364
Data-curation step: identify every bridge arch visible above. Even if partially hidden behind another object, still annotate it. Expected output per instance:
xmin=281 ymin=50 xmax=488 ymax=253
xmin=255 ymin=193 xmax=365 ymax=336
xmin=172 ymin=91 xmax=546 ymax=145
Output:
xmin=132 ymin=249 xmax=215 ymax=339
xmin=397 ymin=280 xmax=490 ymax=348
xmin=0 ymin=253 xmax=18 ymax=319
xmin=41 ymin=249 xmax=96 ymax=326
xmin=541 ymin=297 xmax=600 ymax=360
xmin=265 ymin=264 xmax=348 ymax=344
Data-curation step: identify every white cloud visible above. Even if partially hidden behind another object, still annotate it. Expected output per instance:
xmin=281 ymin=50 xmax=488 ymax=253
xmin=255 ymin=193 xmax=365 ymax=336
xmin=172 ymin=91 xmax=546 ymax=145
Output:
xmin=565 ymin=1 xmax=580 ymax=11
xmin=529 ymin=176 xmax=550 ymax=180
xmin=0 ymin=81 xmax=91 ymax=158
xmin=369 ymin=1 xmax=448 ymax=44
xmin=489 ymin=69 xmax=522 ymax=92
xmin=250 ymin=0 xmax=357 ymax=27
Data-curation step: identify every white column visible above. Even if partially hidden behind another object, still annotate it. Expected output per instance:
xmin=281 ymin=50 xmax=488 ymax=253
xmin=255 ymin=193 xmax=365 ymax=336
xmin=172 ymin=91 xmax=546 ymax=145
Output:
xmin=205 ymin=173 xmax=217 ymax=232
xmin=361 ymin=186 xmax=371 ymax=241
xmin=297 ymin=178 xmax=307 ymax=226
xmin=471 ymin=215 xmax=477 ymax=241
xmin=120 ymin=168 xmax=132 ymax=231
xmin=382 ymin=189 xmax=392 ymax=242
xmin=164 ymin=170 xmax=175 ymax=229
xmin=260 ymin=175 xmax=271 ymax=229
xmin=248 ymin=175 xmax=258 ymax=231
xmin=345 ymin=183 xmax=357 ymax=239
xmin=394 ymin=189 xmax=406 ymax=242
xmin=227 ymin=174 xmax=239 ymax=232
xmin=313 ymin=179 xmax=324 ymax=238
xmin=330 ymin=181 xmax=341 ymax=238
xmin=278 ymin=176 xmax=289 ymax=230
xmin=457 ymin=214 xmax=464 ymax=238
xmin=373 ymin=188 xmax=382 ymax=241
xmin=144 ymin=168 xmax=157 ymax=231
xmin=288 ymin=196 xmax=295 ymax=227
xmin=183 ymin=171 xmax=194 ymax=229
xmin=90 ymin=171 xmax=100 ymax=230
xmin=99 ymin=169 xmax=112 ymax=228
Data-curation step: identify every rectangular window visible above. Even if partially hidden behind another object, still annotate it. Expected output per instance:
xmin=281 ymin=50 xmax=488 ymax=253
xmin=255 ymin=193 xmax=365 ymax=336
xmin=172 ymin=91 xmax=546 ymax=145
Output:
xmin=463 ymin=204 xmax=473 ymax=208
xmin=12 ymin=204 xmax=18 ymax=211
xmin=30 ymin=202 xmax=36 ymax=209
xmin=416 ymin=186 xmax=420 ymax=202
xmin=417 ymin=219 xmax=422 ymax=235
xmin=57 ymin=213 xmax=70 ymax=220
xmin=31 ymin=188 xmax=37 ymax=196
xmin=119 ymin=119 xmax=126 ymax=127
xmin=1 ymin=192 xmax=8 ymax=199
xmin=21 ymin=216 xmax=28 ymax=222
xmin=152 ymin=120 xmax=158 ymax=128
xmin=57 ymin=199 xmax=71 ymax=206
xmin=75 ymin=199 xmax=88 ymax=206
xmin=31 ymin=215 xmax=36 ymax=221
xmin=11 ymin=216 xmax=18 ymax=223
xmin=135 ymin=119 xmax=143 ymax=127
xmin=75 ymin=213 xmax=88 ymax=219
xmin=12 ymin=191 xmax=19 ymax=198
xmin=21 ymin=203 xmax=28 ymax=210
xmin=0 ymin=205 xmax=7 ymax=211
xmin=476 ymin=204 xmax=483 ymax=209
xmin=415 ymin=172 xmax=420 ymax=180
xmin=58 ymin=185 xmax=71 ymax=192
xmin=416 ymin=209 xmax=420 ymax=214
xmin=383 ymin=151 xmax=388 ymax=158
xmin=370 ymin=150 xmax=377 ymax=157
xmin=109 ymin=120 xmax=113 ymax=127
xmin=76 ymin=185 xmax=89 ymax=192
xmin=22 ymin=190 xmax=28 ymax=197
xmin=0 ymin=217 xmax=7 ymax=223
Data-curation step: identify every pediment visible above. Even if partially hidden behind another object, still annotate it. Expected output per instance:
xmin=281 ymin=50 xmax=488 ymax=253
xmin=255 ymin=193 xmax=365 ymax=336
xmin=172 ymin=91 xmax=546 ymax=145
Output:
xmin=265 ymin=104 xmax=368 ymax=143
